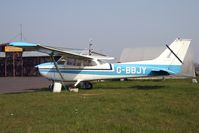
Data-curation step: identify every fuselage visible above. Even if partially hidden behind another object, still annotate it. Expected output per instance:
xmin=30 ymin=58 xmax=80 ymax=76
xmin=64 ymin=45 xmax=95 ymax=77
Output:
xmin=37 ymin=60 xmax=181 ymax=82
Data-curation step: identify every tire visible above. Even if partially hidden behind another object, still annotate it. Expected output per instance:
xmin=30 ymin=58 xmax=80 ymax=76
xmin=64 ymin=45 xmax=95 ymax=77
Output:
xmin=81 ymin=81 xmax=93 ymax=89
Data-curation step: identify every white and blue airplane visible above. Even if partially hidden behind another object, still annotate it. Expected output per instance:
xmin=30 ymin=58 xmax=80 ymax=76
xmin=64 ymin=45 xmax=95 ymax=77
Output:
xmin=6 ymin=38 xmax=191 ymax=92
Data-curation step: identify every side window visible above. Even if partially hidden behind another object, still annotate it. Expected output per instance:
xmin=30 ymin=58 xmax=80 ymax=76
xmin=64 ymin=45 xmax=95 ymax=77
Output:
xmin=83 ymin=60 xmax=97 ymax=66
xmin=58 ymin=58 xmax=98 ymax=67
xmin=90 ymin=61 xmax=97 ymax=66
xmin=83 ymin=60 xmax=89 ymax=66
xmin=66 ymin=59 xmax=81 ymax=66
xmin=67 ymin=59 xmax=75 ymax=66
xmin=76 ymin=60 xmax=81 ymax=66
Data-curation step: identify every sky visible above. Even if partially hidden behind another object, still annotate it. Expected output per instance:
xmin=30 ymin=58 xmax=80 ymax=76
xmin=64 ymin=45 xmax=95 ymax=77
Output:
xmin=0 ymin=0 xmax=198 ymax=62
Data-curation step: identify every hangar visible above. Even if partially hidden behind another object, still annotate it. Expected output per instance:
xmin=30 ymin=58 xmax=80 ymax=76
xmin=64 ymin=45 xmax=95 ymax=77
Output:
xmin=0 ymin=45 xmax=60 ymax=77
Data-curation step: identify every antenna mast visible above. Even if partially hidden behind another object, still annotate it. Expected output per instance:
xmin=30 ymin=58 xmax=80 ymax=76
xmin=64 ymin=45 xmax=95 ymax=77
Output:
xmin=20 ymin=24 xmax=23 ymax=41
xmin=89 ymin=39 xmax=93 ymax=55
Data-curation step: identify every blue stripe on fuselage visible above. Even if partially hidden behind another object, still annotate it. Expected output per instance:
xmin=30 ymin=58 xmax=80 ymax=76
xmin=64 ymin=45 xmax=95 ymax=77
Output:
xmin=38 ymin=63 xmax=181 ymax=76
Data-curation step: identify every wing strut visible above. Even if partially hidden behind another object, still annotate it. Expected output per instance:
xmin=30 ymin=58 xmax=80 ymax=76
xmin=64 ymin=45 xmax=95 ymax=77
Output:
xmin=50 ymin=55 xmax=68 ymax=91
xmin=166 ymin=44 xmax=183 ymax=64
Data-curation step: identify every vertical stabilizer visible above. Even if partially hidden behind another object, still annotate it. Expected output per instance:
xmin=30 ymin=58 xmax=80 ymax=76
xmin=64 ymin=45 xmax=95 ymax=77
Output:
xmin=155 ymin=38 xmax=191 ymax=65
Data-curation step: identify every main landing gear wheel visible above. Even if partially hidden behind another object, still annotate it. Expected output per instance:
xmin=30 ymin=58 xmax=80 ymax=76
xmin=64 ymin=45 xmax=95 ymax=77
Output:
xmin=80 ymin=81 xmax=93 ymax=89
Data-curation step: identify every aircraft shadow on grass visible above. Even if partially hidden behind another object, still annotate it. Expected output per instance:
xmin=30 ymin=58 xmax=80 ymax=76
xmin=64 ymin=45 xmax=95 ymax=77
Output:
xmin=95 ymin=83 xmax=165 ymax=90
xmin=129 ymin=85 xmax=165 ymax=90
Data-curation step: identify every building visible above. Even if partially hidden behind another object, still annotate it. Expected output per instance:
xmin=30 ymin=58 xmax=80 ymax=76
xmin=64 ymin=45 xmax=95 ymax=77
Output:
xmin=0 ymin=45 xmax=60 ymax=77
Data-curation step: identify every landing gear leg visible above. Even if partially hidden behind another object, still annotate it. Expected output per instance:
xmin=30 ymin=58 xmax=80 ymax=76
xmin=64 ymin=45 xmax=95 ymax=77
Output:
xmin=68 ymin=80 xmax=80 ymax=92
xmin=49 ymin=81 xmax=54 ymax=90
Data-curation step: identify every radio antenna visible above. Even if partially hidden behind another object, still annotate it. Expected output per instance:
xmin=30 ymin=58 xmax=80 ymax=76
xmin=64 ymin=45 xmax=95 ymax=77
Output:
xmin=89 ymin=38 xmax=93 ymax=55
xmin=20 ymin=24 xmax=23 ymax=41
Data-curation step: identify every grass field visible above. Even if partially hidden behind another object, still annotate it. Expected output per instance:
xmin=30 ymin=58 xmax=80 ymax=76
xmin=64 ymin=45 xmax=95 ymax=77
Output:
xmin=0 ymin=78 xmax=199 ymax=133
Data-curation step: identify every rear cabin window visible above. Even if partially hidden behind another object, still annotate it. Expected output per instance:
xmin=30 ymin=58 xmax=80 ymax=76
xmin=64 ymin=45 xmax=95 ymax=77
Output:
xmin=83 ymin=60 xmax=97 ymax=66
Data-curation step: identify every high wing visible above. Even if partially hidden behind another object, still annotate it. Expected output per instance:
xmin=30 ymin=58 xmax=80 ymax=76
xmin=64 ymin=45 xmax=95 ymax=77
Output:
xmin=6 ymin=42 xmax=114 ymax=60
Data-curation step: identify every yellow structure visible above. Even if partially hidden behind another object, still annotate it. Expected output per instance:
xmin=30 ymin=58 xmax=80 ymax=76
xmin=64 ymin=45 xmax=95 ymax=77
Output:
xmin=4 ymin=46 xmax=23 ymax=52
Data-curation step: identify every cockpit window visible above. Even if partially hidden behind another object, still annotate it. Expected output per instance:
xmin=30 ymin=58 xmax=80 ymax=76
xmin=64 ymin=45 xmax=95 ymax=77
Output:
xmin=57 ymin=58 xmax=66 ymax=65
xmin=58 ymin=61 xmax=65 ymax=65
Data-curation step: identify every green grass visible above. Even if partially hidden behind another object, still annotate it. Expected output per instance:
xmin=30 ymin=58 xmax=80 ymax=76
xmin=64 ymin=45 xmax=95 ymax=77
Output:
xmin=0 ymin=78 xmax=199 ymax=133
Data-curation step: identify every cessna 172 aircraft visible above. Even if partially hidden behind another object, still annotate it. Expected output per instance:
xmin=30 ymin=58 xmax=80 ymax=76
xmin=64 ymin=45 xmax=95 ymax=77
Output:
xmin=5 ymin=38 xmax=191 ymax=92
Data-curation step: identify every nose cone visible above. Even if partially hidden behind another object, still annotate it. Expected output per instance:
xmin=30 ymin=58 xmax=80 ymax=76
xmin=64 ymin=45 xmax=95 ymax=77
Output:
xmin=34 ymin=62 xmax=54 ymax=77
xmin=35 ymin=64 xmax=39 ymax=68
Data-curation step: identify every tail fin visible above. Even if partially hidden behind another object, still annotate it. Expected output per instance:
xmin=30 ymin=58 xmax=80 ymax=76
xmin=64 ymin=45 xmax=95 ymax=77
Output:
xmin=155 ymin=38 xmax=191 ymax=65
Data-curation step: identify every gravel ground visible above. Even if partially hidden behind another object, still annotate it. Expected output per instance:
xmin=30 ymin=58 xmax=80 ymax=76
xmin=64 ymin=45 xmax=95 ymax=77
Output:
xmin=0 ymin=77 xmax=51 ymax=93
